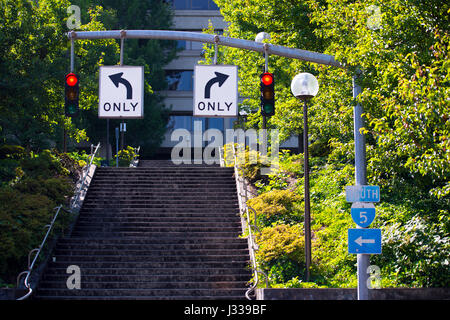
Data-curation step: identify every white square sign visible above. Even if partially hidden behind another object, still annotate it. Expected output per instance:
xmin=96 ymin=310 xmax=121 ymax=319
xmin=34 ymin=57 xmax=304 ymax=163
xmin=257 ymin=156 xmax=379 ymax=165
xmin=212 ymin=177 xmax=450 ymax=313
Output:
xmin=99 ymin=65 xmax=144 ymax=118
xmin=193 ymin=65 xmax=238 ymax=117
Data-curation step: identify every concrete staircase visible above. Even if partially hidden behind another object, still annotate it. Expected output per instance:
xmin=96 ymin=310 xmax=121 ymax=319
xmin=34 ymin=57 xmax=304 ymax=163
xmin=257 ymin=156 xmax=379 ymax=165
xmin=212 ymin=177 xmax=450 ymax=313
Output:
xmin=35 ymin=161 xmax=251 ymax=300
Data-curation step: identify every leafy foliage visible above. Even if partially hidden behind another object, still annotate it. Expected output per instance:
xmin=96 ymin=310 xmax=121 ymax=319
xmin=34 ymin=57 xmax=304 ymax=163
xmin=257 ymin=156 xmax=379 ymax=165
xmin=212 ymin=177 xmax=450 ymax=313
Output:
xmin=247 ymin=189 xmax=303 ymax=226
xmin=0 ymin=150 xmax=76 ymax=285
xmin=117 ymin=145 xmax=138 ymax=167
xmin=212 ymin=0 xmax=449 ymax=288
xmin=255 ymin=224 xmax=305 ymax=285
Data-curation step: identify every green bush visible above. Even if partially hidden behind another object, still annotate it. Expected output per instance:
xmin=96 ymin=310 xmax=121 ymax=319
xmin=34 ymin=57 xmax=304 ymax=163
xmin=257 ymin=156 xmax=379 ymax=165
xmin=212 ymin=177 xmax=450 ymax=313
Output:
xmin=375 ymin=215 xmax=450 ymax=287
xmin=247 ymin=189 xmax=303 ymax=226
xmin=223 ymin=143 xmax=270 ymax=182
xmin=20 ymin=149 xmax=69 ymax=178
xmin=255 ymin=224 xmax=305 ymax=286
xmin=117 ymin=146 xmax=138 ymax=167
xmin=0 ymin=159 xmax=20 ymax=185
xmin=0 ymin=145 xmax=26 ymax=160
xmin=0 ymin=150 xmax=76 ymax=285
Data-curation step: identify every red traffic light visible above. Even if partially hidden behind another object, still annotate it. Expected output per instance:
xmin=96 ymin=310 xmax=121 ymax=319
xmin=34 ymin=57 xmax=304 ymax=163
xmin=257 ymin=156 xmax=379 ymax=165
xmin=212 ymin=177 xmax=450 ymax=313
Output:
xmin=261 ymin=73 xmax=273 ymax=86
xmin=66 ymin=73 xmax=78 ymax=86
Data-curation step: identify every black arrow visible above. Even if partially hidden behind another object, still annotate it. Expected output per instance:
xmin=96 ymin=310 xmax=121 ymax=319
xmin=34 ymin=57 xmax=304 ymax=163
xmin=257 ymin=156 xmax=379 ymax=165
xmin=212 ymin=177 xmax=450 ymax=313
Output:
xmin=109 ymin=72 xmax=132 ymax=99
xmin=204 ymin=72 xmax=229 ymax=99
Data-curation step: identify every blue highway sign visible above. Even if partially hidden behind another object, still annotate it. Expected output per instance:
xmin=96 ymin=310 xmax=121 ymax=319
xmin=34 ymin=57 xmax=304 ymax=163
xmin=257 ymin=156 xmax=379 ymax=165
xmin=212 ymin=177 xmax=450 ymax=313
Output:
xmin=348 ymin=228 xmax=382 ymax=254
xmin=351 ymin=202 xmax=376 ymax=228
xmin=345 ymin=185 xmax=380 ymax=203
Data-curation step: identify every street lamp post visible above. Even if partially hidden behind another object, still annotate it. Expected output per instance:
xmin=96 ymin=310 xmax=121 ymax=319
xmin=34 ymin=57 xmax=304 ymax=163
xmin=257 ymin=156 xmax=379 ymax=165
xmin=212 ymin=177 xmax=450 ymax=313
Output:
xmin=291 ymin=72 xmax=319 ymax=282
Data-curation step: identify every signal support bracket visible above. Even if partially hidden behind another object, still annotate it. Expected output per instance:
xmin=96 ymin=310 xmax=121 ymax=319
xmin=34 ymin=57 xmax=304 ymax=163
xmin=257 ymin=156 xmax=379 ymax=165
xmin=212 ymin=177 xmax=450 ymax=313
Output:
xmin=213 ymin=35 xmax=220 ymax=65
xmin=263 ymin=43 xmax=269 ymax=72
xmin=120 ymin=30 xmax=126 ymax=66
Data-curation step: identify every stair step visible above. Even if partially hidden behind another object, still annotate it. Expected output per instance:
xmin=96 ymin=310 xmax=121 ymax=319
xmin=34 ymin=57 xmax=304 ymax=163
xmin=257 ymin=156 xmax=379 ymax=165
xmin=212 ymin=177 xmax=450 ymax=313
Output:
xmin=38 ymin=281 xmax=248 ymax=290
xmin=42 ymin=267 xmax=251 ymax=276
xmin=76 ymin=216 xmax=241 ymax=222
xmin=34 ymin=295 xmax=245 ymax=300
xmin=47 ymin=261 xmax=249 ymax=269
xmin=84 ymin=194 xmax=237 ymax=199
xmin=35 ymin=288 xmax=247 ymax=298
xmin=74 ymin=222 xmax=242 ymax=229
xmin=54 ymin=248 xmax=249 ymax=256
xmin=56 ymin=242 xmax=248 ymax=251
xmin=70 ymin=232 xmax=241 ymax=238
xmin=42 ymin=274 xmax=250 ymax=282
xmin=58 ymin=236 xmax=247 ymax=244
xmin=51 ymin=254 xmax=250 ymax=263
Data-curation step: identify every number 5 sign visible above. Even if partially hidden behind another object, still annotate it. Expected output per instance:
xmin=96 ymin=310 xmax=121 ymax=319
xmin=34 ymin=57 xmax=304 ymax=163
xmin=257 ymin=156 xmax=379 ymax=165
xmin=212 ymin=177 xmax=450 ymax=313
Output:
xmin=351 ymin=202 xmax=376 ymax=228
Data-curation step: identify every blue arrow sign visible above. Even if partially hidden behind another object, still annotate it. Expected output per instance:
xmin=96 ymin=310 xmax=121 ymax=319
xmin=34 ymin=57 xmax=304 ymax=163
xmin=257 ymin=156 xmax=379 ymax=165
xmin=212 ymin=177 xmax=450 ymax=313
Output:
xmin=345 ymin=185 xmax=380 ymax=203
xmin=348 ymin=228 xmax=382 ymax=254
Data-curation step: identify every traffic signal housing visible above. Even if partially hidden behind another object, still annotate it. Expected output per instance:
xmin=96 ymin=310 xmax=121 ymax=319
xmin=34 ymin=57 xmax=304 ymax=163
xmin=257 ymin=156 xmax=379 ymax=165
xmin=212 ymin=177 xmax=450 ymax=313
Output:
xmin=65 ymin=73 xmax=79 ymax=117
xmin=260 ymin=72 xmax=275 ymax=117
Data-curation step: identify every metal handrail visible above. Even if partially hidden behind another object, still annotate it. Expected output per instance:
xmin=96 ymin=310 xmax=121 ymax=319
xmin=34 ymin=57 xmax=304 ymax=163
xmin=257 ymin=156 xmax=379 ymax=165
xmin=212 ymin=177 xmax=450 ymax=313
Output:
xmin=230 ymin=144 xmax=268 ymax=300
xmin=16 ymin=205 xmax=65 ymax=300
xmin=70 ymin=142 xmax=100 ymax=209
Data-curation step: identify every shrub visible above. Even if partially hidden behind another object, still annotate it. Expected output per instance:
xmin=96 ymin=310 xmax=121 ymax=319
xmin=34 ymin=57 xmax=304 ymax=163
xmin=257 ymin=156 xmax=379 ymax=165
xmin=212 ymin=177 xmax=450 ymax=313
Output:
xmin=247 ymin=189 xmax=303 ymax=226
xmin=0 ymin=159 xmax=20 ymax=185
xmin=0 ymin=145 xmax=26 ymax=159
xmin=117 ymin=146 xmax=138 ymax=167
xmin=0 ymin=150 xmax=76 ymax=285
xmin=223 ymin=143 xmax=270 ymax=182
xmin=20 ymin=149 xmax=68 ymax=178
xmin=255 ymin=224 xmax=305 ymax=285
xmin=375 ymin=215 xmax=450 ymax=287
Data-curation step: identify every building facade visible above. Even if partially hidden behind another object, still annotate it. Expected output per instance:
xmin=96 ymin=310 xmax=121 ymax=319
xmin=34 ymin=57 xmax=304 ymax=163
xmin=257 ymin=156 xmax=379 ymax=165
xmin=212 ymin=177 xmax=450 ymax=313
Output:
xmin=157 ymin=0 xmax=297 ymax=158
xmin=157 ymin=0 xmax=235 ymax=157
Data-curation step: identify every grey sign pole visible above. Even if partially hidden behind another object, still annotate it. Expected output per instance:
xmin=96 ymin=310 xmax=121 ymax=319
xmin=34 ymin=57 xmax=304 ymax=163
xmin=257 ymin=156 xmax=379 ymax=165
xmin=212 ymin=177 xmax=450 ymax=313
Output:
xmin=353 ymin=72 xmax=370 ymax=300
xmin=115 ymin=127 xmax=119 ymax=167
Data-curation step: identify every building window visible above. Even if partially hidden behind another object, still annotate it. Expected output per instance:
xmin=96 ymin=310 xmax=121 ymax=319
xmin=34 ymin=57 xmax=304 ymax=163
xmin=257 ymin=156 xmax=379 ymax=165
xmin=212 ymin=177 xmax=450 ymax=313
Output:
xmin=172 ymin=0 xmax=219 ymax=10
xmin=165 ymin=70 xmax=194 ymax=91
xmin=168 ymin=115 xmax=207 ymax=132
xmin=176 ymin=40 xmax=204 ymax=50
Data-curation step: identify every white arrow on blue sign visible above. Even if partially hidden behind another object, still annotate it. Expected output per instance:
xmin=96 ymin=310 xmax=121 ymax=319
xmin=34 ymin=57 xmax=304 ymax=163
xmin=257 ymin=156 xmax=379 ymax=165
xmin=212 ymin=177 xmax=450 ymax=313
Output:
xmin=345 ymin=185 xmax=380 ymax=203
xmin=351 ymin=202 xmax=376 ymax=228
xmin=348 ymin=228 xmax=382 ymax=254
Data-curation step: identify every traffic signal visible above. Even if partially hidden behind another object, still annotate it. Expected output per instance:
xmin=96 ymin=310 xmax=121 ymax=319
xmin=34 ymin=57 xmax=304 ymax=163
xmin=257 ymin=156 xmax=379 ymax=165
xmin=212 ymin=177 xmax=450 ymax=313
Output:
xmin=65 ymin=73 xmax=79 ymax=117
xmin=260 ymin=72 xmax=275 ymax=117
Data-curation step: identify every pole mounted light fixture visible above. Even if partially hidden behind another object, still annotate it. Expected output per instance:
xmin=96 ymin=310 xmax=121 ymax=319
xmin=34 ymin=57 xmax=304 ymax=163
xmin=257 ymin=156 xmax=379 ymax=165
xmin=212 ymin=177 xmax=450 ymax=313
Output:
xmin=290 ymin=72 xmax=319 ymax=100
xmin=291 ymin=72 xmax=319 ymax=282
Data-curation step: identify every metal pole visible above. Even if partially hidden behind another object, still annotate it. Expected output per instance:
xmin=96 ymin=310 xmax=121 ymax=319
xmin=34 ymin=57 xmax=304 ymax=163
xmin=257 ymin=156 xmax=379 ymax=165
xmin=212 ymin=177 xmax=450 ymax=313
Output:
xmin=120 ymin=30 xmax=126 ymax=66
xmin=115 ymin=127 xmax=119 ymax=167
xmin=120 ymin=122 xmax=124 ymax=151
xmin=213 ymin=35 xmax=219 ymax=65
xmin=106 ymin=119 xmax=110 ymax=165
xmin=353 ymin=72 xmax=369 ymax=300
xmin=303 ymin=99 xmax=311 ymax=282
xmin=261 ymin=46 xmax=268 ymax=138
xmin=64 ymin=38 xmax=75 ymax=153
xmin=68 ymin=30 xmax=343 ymax=68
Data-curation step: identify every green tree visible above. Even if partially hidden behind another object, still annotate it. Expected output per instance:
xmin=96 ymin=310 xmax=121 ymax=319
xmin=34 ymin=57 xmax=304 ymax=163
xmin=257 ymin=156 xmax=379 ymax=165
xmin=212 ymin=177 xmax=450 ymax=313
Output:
xmin=0 ymin=0 xmax=118 ymax=151
xmin=72 ymin=0 xmax=178 ymax=157
xmin=212 ymin=0 xmax=449 ymax=287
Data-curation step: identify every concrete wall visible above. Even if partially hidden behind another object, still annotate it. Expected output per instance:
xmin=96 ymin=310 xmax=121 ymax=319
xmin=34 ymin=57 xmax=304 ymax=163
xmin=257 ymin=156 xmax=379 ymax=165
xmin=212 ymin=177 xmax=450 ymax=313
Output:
xmin=256 ymin=288 xmax=450 ymax=300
